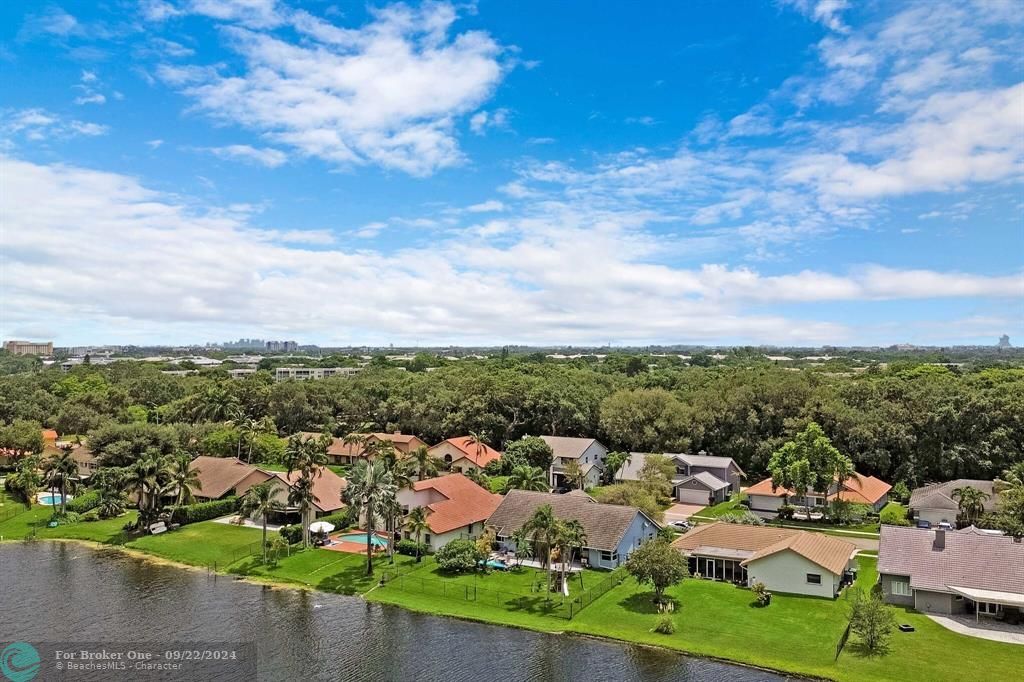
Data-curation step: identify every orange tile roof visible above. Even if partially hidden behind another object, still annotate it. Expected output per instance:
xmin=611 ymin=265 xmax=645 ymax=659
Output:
xmin=746 ymin=471 xmax=891 ymax=505
xmin=42 ymin=429 xmax=59 ymax=442
xmin=434 ymin=436 xmax=502 ymax=467
xmin=741 ymin=531 xmax=857 ymax=575
xmin=413 ymin=473 xmax=503 ymax=534
xmin=271 ymin=467 xmax=348 ymax=513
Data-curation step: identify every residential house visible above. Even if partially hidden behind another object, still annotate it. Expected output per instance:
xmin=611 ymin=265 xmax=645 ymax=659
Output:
xmin=0 ymin=428 xmax=62 ymax=467
xmin=878 ymin=524 xmax=1024 ymax=618
xmin=486 ymin=489 xmax=660 ymax=569
xmin=189 ymin=456 xmax=272 ymax=502
xmin=69 ymin=444 xmax=99 ymax=479
xmin=300 ymin=432 xmax=429 ymax=466
xmin=539 ymin=435 xmax=607 ymax=489
xmin=427 ymin=436 xmax=501 ymax=474
xmin=243 ymin=467 xmax=348 ymax=521
xmin=746 ymin=471 xmax=891 ymax=514
xmin=908 ymin=479 xmax=998 ymax=527
xmin=617 ymin=452 xmax=744 ymax=505
xmin=671 ymin=522 xmax=857 ymax=598
xmin=396 ymin=473 xmax=502 ymax=551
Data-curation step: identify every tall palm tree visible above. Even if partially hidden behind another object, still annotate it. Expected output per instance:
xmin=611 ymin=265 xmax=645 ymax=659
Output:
xmin=996 ymin=462 xmax=1024 ymax=495
xmin=384 ymin=458 xmax=413 ymax=562
xmin=239 ymin=482 xmax=284 ymax=563
xmin=952 ymin=486 xmax=989 ymax=526
xmin=191 ymin=384 xmax=241 ymax=424
xmin=506 ymin=464 xmax=548 ymax=493
xmin=42 ymin=449 xmax=79 ymax=515
xmin=464 ymin=431 xmax=489 ymax=470
xmin=405 ymin=506 xmax=430 ymax=562
xmin=165 ymin=452 xmax=200 ymax=520
xmin=559 ymin=519 xmax=588 ymax=589
xmin=284 ymin=435 xmax=327 ymax=548
xmin=125 ymin=454 xmax=172 ymax=530
xmin=410 ymin=445 xmax=439 ymax=481
xmin=241 ymin=416 xmax=275 ymax=463
xmin=520 ymin=504 xmax=559 ymax=598
xmin=344 ymin=460 xmax=397 ymax=575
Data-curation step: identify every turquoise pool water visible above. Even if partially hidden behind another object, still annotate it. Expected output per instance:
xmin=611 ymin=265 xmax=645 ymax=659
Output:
xmin=485 ymin=559 xmax=508 ymax=570
xmin=37 ymin=493 xmax=71 ymax=506
xmin=339 ymin=533 xmax=387 ymax=547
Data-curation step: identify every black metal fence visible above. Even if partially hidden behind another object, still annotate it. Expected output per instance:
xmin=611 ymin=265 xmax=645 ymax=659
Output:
xmin=378 ymin=566 xmax=628 ymax=620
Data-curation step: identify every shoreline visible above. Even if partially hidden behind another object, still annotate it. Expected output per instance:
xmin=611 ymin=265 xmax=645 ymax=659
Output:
xmin=5 ymin=537 xmax=819 ymax=681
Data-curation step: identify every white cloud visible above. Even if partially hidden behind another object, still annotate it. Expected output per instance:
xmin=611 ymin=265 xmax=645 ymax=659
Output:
xmin=204 ymin=144 xmax=288 ymax=167
xmin=147 ymin=139 xmax=164 ymax=149
xmin=466 ymin=200 xmax=505 ymax=213
xmin=74 ymin=93 xmax=106 ymax=105
xmin=159 ymin=2 xmax=509 ymax=176
xmin=2 ymin=155 xmax=1019 ymax=346
xmin=19 ymin=7 xmax=80 ymax=39
xmin=469 ymin=108 xmax=511 ymax=135
xmin=1 ymin=109 xmax=109 ymax=144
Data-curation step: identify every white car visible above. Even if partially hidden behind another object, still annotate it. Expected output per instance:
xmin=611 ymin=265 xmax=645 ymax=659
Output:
xmin=669 ymin=520 xmax=691 ymax=531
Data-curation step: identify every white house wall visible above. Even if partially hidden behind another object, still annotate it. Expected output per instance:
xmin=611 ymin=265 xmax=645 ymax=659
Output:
xmin=744 ymin=549 xmax=845 ymax=598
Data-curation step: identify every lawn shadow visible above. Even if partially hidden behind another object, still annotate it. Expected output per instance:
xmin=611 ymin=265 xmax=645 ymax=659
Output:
xmin=315 ymin=562 xmax=379 ymax=595
xmin=619 ymin=591 xmax=663 ymax=615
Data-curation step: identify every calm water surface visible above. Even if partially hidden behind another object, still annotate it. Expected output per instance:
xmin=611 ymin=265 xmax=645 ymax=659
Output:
xmin=1 ymin=543 xmax=788 ymax=681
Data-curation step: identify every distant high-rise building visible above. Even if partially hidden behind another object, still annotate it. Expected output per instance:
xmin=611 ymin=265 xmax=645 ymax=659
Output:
xmin=265 ymin=340 xmax=298 ymax=352
xmin=998 ymin=334 xmax=1012 ymax=349
xmin=4 ymin=340 xmax=54 ymax=356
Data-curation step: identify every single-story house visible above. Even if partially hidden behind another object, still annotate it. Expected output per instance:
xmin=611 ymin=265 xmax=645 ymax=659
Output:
xmin=304 ymin=432 xmax=428 ymax=466
xmin=69 ymin=444 xmax=99 ymax=479
xmin=617 ymin=452 xmax=744 ymax=505
xmin=189 ymin=456 xmax=272 ymax=502
xmin=671 ymin=522 xmax=857 ymax=598
xmin=427 ymin=436 xmax=502 ymax=474
xmin=908 ymin=479 xmax=998 ymax=527
xmin=878 ymin=524 xmax=1024 ymax=618
xmin=396 ymin=473 xmax=502 ymax=551
xmin=237 ymin=464 xmax=350 ymax=518
xmin=486 ymin=489 xmax=660 ymax=569
xmin=539 ymin=435 xmax=607 ymax=489
xmin=746 ymin=471 xmax=891 ymax=514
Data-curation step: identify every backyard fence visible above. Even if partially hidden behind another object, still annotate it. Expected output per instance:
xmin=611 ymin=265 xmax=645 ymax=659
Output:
xmin=0 ymin=505 xmax=27 ymax=525
xmin=378 ymin=566 xmax=628 ymax=620
xmin=835 ymin=622 xmax=851 ymax=660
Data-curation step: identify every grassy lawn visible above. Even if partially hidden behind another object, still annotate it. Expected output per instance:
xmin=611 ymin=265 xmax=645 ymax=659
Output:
xmin=127 ymin=521 xmax=265 ymax=567
xmin=230 ymin=548 xmax=418 ymax=594
xmin=694 ymin=492 xmax=747 ymax=519
xmin=767 ymin=518 xmax=881 ymax=535
xmin=565 ymin=556 xmax=1024 ymax=682
xmin=0 ymin=502 xmax=138 ymax=544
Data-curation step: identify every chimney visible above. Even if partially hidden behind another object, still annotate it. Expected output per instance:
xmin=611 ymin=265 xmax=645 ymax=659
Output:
xmin=932 ymin=529 xmax=945 ymax=551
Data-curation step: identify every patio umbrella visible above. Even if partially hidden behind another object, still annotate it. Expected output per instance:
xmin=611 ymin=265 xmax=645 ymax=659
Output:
xmin=308 ymin=521 xmax=335 ymax=534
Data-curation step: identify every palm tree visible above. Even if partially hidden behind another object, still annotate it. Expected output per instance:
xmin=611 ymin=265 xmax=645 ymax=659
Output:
xmin=996 ymin=462 xmax=1024 ymax=495
xmin=239 ymin=482 xmax=284 ymax=563
xmin=952 ymin=486 xmax=989 ymax=526
xmin=91 ymin=466 xmax=127 ymax=518
xmin=236 ymin=416 xmax=275 ymax=463
xmin=384 ymin=458 xmax=413 ymax=562
xmin=520 ymin=504 xmax=559 ymax=598
xmin=284 ymin=434 xmax=328 ymax=547
xmin=344 ymin=460 xmax=397 ymax=575
xmin=165 ymin=452 xmax=200 ymax=520
xmin=464 ymin=431 xmax=490 ymax=470
xmin=125 ymin=454 xmax=172 ymax=530
xmin=410 ymin=445 xmax=439 ymax=481
xmin=563 ymin=459 xmax=585 ymax=490
xmin=42 ymin=449 xmax=79 ymax=515
xmin=190 ymin=384 xmax=241 ymax=424
xmin=405 ymin=506 xmax=430 ymax=562
xmin=6 ymin=456 xmax=42 ymax=508
xmin=559 ymin=519 xmax=588 ymax=589
xmin=506 ymin=464 xmax=548 ymax=493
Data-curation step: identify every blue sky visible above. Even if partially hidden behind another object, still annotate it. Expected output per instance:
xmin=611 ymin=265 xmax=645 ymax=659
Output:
xmin=1 ymin=0 xmax=1022 ymax=347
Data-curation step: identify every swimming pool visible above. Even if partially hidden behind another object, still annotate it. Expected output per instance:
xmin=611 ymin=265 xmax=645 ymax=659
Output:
xmin=37 ymin=492 xmax=72 ymax=506
xmin=338 ymin=533 xmax=388 ymax=547
xmin=485 ymin=559 xmax=508 ymax=570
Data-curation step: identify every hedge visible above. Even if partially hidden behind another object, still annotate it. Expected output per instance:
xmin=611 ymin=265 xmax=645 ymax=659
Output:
xmin=279 ymin=510 xmax=352 ymax=544
xmin=396 ymin=539 xmax=430 ymax=556
xmin=170 ymin=496 xmax=240 ymax=525
xmin=67 ymin=490 xmax=101 ymax=513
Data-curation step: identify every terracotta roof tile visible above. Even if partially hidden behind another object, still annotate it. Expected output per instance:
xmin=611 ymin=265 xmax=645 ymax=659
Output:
xmin=746 ymin=472 xmax=890 ymax=505
xmin=412 ymin=473 xmax=502 ymax=534
xmin=189 ymin=456 xmax=265 ymax=500
xmin=430 ymin=436 xmax=502 ymax=468
xmin=271 ymin=467 xmax=348 ymax=514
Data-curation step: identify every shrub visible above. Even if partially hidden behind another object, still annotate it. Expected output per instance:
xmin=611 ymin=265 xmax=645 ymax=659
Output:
xmin=777 ymin=504 xmax=795 ymax=520
xmin=170 ymin=496 xmax=240 ymax=525
xmin=892 ymin=481 xmax=911 ymax=503
xmin=314 ymin=509 xmax=352 ymax=530
xmin=435 ymin=538 xmax=482 ymax=572
xmin=396 ymin=539 xmax=429 ymax=556
xmin=80 ymin=509 xmax=100 ymax=522
xmin=720 ymin=511 xmax=764 ymax=525
xmin=52 ymin=511 xmax=81 ymax=524
xmin=751 ymin=581 xmax=771 ymax=606
xmin=653 ymin=615 xmax=676 ymax=634
xmin=279 ymin=524 xmax=303 ymax=545
xmin=880 ymin=504 xmax=910 ymax=526
xmin=67 ymin=490 xmax=101 ymax=513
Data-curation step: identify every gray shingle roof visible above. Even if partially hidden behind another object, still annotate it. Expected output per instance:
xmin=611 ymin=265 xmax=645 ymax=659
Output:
xmin=677 ymin=453 xmax=744 ymax=475
xmin=486 ymin=489 xmax=658 ymax=551
xmin=878 ymin=525 xmax=1024 ymax=595
xmin=675 ymin=471 xmax=730 ymax=491
xmin=908 ymin=479 xmax=997 ymax=512
xmin=539 ymin=435 xmax=602 ymax=459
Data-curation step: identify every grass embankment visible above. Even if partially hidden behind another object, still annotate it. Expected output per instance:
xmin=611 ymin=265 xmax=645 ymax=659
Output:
xmin=229 ymin=548 xmax=417 ymax=594
xmin=695 ymin=494 xmax=886 ymax=535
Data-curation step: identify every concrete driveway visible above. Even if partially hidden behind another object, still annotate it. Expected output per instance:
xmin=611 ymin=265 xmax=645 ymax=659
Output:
xmin=927 ymin=614 xmax=1024 ymax=644
xmin=665 ymin=503 xmax=706 ymax=521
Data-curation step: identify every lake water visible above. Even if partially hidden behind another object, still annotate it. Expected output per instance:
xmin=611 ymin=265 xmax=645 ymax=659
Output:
xmin=1 ymin=542 xmax=787 ymax=681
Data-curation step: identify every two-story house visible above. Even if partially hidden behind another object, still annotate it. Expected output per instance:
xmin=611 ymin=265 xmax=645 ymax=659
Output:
xmin=539 ymin=436 xmax=608 ymax=489
xmin=616 ymin=452 xmax=744 ymax=505
xmin=396 ymin=473 xmax=502 ymax=551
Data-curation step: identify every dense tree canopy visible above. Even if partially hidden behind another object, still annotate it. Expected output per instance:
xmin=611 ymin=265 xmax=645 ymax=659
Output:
xmin=0 ymin=354 xmax=1021 ymax=486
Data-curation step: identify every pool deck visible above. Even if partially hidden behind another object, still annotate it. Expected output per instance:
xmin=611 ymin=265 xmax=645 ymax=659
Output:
xmin=321 ymin=530 xmax=389 ymax=554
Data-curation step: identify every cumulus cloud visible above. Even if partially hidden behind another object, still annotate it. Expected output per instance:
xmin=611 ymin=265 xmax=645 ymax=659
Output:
xmin=204 ymin=144 xmax=288 ymax=167
xmin=1 ymin=109 xmax=108 ymax=144
xmin=158 ymin=2 xmax=508 ymax=175
xmin=2 ymin=155 xmax=1020 ymax=345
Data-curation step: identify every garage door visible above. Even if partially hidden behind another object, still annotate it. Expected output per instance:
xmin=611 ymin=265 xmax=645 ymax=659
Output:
xmin=676 ymin=488 xmax=710 ymax=505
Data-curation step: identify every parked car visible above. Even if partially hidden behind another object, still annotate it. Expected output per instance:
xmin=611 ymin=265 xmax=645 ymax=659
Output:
xmin=552 ymin=487 xmax=571 ymax=495
xmin=670 ymin=520 xmax=691 ymax=531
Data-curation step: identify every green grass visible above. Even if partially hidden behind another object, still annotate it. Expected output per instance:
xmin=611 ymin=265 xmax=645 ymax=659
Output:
xmin=230 ymin=548 xmax=417 ymax=594
xmin=768 ymin=518 xmax=881 ymax=535
xmin=694 ymin=492 xmax=747 ymax=519
xmin=0 ymin=502 xmax=138 ymax=544
xmin=128 ymin=521 xmax=266 ymax=567
xmin=563 ymin=556 xmax=1024 ymax=682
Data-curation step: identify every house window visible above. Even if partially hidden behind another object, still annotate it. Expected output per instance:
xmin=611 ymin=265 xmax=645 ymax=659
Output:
xmin=892 ymin=579 xmax=911 ymax=597
xmin=806 ymin=573 xmax=822 ymax=585
xmin=424 ymin=534 xmax=431 ymax=545
xmin=600 ymin=551 xmax=618 ymax=564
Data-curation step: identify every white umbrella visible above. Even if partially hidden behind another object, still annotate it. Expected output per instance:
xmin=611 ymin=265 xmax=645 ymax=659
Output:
xmin=308 ymin=521 xmax=335 ymax=534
